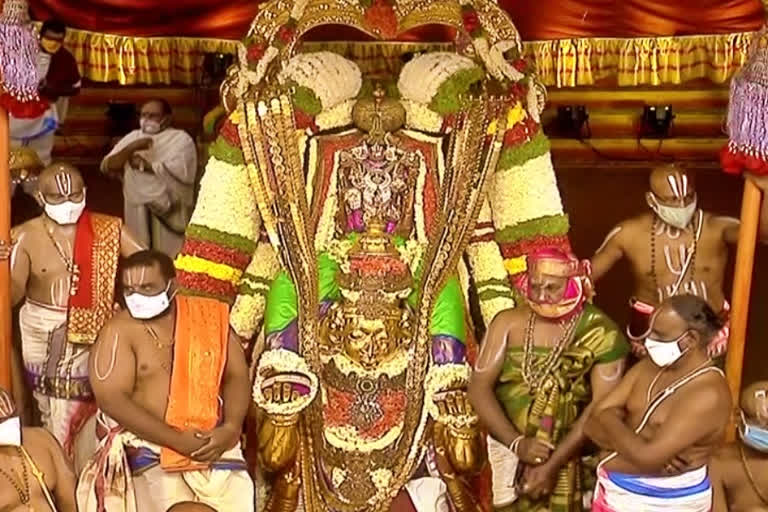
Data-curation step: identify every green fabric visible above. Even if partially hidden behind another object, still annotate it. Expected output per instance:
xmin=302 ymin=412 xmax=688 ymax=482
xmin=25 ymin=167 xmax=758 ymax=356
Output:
xmin=427 ymin=276 xmax=466 ymax=343
xmin=263 ymin=249 xmax=465 ymax=343
xmin=495 ymin=214 xmax=570 ymax=245
xmin=497 ymin=131 xmax=550 ymax=171
xmin=264 ymin=271 xmax=299 ymax=334
xmin=208 ymin=136 xmax=245 ymax=166
xmin=494 ymin=303 xmax=629 ymax=512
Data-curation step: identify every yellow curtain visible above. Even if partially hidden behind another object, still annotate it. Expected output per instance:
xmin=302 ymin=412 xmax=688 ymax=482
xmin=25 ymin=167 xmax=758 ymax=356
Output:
xmin=60 ymin=27 xmax=756 ymax=87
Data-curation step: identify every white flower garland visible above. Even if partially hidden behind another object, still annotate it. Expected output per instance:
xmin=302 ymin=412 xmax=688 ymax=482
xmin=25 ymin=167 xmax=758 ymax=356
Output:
xmin=278 ymin=52 xmax=362 ymax=111
xmin=192 ymin=156 xmax=260 ymax=243
xmin=490 ymin=152 xmax=564 ymax=229
xmin=398 ymin=52 xmax=477 ymax=106
xmin=253 ymin=349 xmax=319 ymax=417
xmin=314 ymin=157 xmax=340 ymax=252
xmin=315 ymin=99 xmax=355 ymax=132
xmin=402 ymin=99 xmax=444 ymax=133
xmin=230 ymin=294 xmax=267 ymax=339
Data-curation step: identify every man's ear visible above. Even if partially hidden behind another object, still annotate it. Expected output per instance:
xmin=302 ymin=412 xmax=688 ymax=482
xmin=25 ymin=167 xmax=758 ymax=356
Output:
xmin=683 ymin=330 xmax=700 ymax=350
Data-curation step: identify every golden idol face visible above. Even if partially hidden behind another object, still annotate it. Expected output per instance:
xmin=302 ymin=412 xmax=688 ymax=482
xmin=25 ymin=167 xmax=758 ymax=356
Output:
xmin=323 ymin=304 xmax=413 ymax=371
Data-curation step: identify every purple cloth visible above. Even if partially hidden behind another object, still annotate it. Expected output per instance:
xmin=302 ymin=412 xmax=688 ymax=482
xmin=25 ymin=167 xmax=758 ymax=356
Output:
xmin=431 ymin=335 xmax=466 ymax=364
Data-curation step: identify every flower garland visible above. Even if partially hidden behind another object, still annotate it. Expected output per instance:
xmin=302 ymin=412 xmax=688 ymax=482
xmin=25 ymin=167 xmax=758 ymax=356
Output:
xmin=324 ymin=350 xmax=409 ymax=379
xmin=429 ymin=66 xmax=485 ymax=116
xmin=490 ymin=153 xmax=564 ymax=230
xmin=278 ymin=52 xmax=363 ymax=111
xmin=230 ymin=294 xmax=266 ymax=339
xmin=402 ymin=100 xmax=444 ymax=133
xmin=480 ymin=296 xmax=518 ymax=325
xmin=466 ymin=240 xmax=517 ymax=324
xmin=503 ymin=256 xmax=528 ymax=277
xmin=414 ymin=153 xmax=429 ymax=244
xmin=253 ymin=349 xmax=319 ymax=417
xmin=190 ymin=156 xmax=261 ymax=244
xmin=398 ymin=52 xmax=478 ymax=107
xmin=498 ymin=130 xmax=550 ymax=171
xmin=175 ymin=255 xmax=243 ymax=285
xmin=315 ymin=99 xmax=355 ymax=132
xmin=496 ymin=214 xmax=571 ymax=246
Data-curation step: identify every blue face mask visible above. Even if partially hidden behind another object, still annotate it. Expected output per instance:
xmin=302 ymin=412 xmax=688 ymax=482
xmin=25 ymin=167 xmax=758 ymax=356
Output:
xmin=740 ymin=411 xmax=768 ymax=452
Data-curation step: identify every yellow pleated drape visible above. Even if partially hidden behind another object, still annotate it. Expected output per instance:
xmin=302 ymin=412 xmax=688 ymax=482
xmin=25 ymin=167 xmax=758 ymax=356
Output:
xmin=58 ymin=26 xmax=757 ymax=87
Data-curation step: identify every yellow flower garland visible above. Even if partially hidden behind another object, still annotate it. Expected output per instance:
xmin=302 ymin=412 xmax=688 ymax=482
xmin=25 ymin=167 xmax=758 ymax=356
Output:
xmin=175 ymin=255 xmax=243 ymax=284
xmin=503 ymin=255 xmax=527 ymax=276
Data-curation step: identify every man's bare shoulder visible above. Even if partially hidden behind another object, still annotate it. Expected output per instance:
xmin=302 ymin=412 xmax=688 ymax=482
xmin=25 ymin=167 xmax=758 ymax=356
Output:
xmin=679 ymin=369 xmax=731 ymax=415
xmin=21 ymin=426 xmax=64 ymax=458
xmin=12 ymin=216 xmax=44 ymax=239
xmin=493 ymin=305 xmax=530 ymax=327
xmin=99 ymin=309 xmax=141 ymax=341
xmin=704 ymin=211 xmax=739 ymax=231
xmin=617 ymin=212 xmax=654 ymax=234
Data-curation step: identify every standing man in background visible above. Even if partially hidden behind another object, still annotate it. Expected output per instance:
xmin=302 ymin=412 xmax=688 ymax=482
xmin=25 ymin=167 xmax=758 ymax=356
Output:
xmin=101 ymin=99 xmax=197 ymax=258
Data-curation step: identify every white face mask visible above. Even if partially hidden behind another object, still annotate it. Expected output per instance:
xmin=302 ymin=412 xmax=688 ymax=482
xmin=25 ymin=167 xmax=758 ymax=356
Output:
xmin=0 ymin=417 xmax=21 ymax=446
xmin=43 ymin=196 xmax=86 ymax=225
xmin=648 ymin=193 xmax=697 ymax=229
xmin=645 ymin=332 xmax=688 ymax=367
xmin=124 ymin=283 xmax=173 ymax=320
xmin=140 ymin=118 xmax=162 ymax=135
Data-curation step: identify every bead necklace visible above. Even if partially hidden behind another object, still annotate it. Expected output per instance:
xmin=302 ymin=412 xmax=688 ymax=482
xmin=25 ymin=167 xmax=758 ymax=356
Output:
xmin=142 ymin=322 xmax=174 ymax=373
xmin=522 ymin=311 xmax=580 ymax=393
xmin=43 ymin=220 xmax=80 ymax=297
xmin=740 ymin=443 xmax=768 ymax=505
xmin=650 ymin=211 xmax=700 ymax=300
xmin=0 ymin=447 xmax=32 ymax=510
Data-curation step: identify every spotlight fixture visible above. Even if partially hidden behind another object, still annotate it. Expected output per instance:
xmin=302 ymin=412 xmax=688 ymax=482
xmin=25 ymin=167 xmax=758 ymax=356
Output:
xmin=554 ymin=105 xmax=589 ymax=138
xmin=640 ymin=105 xmax=675 ymax=138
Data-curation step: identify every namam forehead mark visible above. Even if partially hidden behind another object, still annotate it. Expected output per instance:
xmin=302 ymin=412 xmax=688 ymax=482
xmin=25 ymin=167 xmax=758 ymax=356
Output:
xmin=650 ymin=165 xmax=691 ymax=201
xmin=123 ymin=266 xmax=148 ymax=288
xmin=39 ymin=163 xmax=84 ymax=195
xmin=742 ymin=380 xmax=768 ymax=421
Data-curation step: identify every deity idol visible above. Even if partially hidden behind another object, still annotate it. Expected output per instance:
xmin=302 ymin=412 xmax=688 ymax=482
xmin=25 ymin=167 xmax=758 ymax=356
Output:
xmin=174 ymin=0 xmax=572 ymax=509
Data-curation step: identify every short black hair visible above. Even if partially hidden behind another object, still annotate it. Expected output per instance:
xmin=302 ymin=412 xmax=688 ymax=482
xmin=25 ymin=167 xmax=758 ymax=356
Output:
xmin=41 ymin=19 xmax=67 ymax=37
xmin=122 ymin=250 xmax=176 ymax=281
xmin=666 ymin=294 xmax=723 ymax=344
xmin=143 ymin=98 xmax=172 ymax=116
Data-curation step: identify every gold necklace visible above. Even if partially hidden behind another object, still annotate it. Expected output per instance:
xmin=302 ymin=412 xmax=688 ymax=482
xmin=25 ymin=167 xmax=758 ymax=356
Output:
xmin=522 ymin=311 xmax=580 ymax=393
xmin=142 ymin=322 xmax=174 ymax=373
xmin=0 ymin=447 xmax=32 ymax=510
xmin=740 ymin=444 xmax=768 ymax=505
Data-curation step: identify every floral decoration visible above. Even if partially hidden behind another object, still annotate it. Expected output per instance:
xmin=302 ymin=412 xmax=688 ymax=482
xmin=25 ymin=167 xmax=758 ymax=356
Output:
xmin=253 ymin=348 xmax=319 ymax=417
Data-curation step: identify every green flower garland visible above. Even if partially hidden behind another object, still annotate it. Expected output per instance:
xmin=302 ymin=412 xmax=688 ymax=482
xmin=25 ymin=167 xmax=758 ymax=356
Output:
xmin=429 ymin=66 xmax=484 ymax=116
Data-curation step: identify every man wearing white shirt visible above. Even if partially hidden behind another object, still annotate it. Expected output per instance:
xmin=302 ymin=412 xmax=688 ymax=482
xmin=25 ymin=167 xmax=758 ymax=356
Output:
xmin=101 ymin=99 xmax=197 ymax=258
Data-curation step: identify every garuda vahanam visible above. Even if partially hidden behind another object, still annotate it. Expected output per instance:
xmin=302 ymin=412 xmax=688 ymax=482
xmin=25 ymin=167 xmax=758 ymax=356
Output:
xmin=174 ymin=0 xmax=572 ymax=510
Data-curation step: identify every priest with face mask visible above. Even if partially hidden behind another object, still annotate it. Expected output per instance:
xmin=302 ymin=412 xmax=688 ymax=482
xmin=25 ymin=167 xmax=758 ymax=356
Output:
xmin=0 ymin=163 xmax=145 ymax=472
xmin=710 ymin=381 xmax=768 ymax=512
xmin=0 ymin=387 xmax=78 ymax=511
xmin=469 ymin=248 xmax=629 ymax=512
xmin=585 ymin=294 xmax=731 ymax=512
xmin=77 ymin=250 xmax=253 ymax=512
xmin=101 ymin=99 xmax=198 ymax=258
xmin=591 ymin=163 xmax=768 ymax=359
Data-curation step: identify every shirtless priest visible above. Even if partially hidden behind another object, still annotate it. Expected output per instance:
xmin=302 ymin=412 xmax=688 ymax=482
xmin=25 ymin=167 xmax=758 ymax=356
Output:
xmin=0 ymin=387 xmax=77 ymax=512
xmin=591 ymin=163 xmax=768 ymax=357
xmin=77 ymin=250 xmax=254 ymax=512
xmin=586 ymin=294 xmax=731 ymax=511
xmin=0 ymin=162 xmax=144 ymax=471
xmin=711 ymin=380 xmax=768 ymax=512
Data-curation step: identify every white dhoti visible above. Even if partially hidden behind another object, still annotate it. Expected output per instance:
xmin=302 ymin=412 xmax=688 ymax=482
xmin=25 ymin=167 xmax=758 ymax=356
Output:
xmin=78 ymin=416 xmax=255 ymax=512
xmin=593 ymin=466 xmax=713 ymax=512
xmin=10 ymin=106 xmax=59 ymax=166
xmin=19 ymin=300 xmax=97 ymax=471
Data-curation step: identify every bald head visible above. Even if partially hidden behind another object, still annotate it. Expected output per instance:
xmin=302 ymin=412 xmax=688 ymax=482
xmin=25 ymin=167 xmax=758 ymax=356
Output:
xmin=166 ymin=503 xmax=217 ymax=512
xmin=38 ymin=162 xmax=85 ymax=205
xmin=742 ymin=380 xmax=768 ymax=426
xmin=0 ymin=388 xmax=16 ymax=421
xmin=649 ymin=164 xmax=695 ymax=206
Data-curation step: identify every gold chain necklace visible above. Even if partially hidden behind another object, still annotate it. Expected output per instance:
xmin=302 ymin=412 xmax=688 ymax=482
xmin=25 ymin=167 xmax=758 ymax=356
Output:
xmin=142 ymin=322 xmax=174 ymax=373
xmin=522 ymin=311 xmax=580 ymax=393
xmin=43 ymin=220 xmax=80 ymax=296
xmin=740 ymin=444 xmax=768 ymax=505
xmin=0 ymin=447 xmax=32 ymax=510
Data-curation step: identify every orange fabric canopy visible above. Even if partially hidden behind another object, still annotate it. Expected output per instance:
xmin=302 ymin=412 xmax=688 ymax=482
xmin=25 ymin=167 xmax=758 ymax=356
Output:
xmin=28 ymin=0 xmax=765 ymax=41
